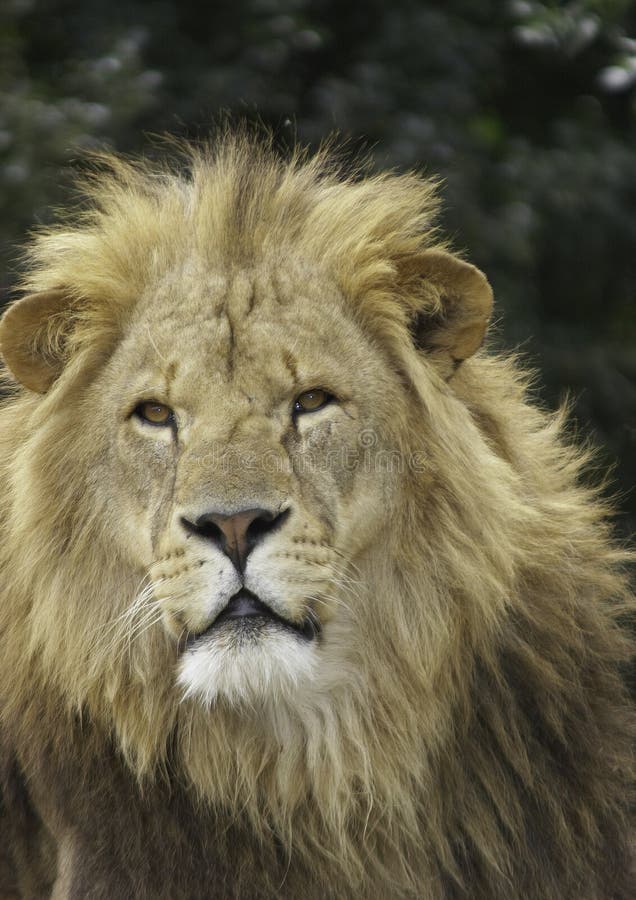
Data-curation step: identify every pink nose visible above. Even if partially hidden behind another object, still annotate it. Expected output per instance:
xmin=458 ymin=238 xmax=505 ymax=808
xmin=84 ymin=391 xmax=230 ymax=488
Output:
xmin=181 ymin=507 xmax=290 ymax=572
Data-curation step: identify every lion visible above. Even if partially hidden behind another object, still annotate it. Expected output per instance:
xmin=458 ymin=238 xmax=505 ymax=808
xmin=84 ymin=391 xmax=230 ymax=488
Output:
xmin=0 ymin=130 xmax=633 ymax=900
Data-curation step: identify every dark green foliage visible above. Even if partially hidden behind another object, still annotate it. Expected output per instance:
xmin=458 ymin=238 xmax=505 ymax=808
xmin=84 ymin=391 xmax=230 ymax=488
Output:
xmin=1 ymin=0 xmax=634 ymax=527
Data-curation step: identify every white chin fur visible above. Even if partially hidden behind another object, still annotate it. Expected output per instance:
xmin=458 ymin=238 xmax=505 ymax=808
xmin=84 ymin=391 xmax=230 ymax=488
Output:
xmin=178 ymin=626 xmax=317 ymax=708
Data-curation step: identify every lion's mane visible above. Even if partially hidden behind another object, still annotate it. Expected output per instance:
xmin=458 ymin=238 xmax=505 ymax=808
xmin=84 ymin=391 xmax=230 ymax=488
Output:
xmin=0 ymin=131 xmax=633 ymax=899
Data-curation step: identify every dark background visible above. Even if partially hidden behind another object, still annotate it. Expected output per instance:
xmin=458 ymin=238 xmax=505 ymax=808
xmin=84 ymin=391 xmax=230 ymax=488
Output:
xmin=1 ymin=0 xmax=635 ymax=533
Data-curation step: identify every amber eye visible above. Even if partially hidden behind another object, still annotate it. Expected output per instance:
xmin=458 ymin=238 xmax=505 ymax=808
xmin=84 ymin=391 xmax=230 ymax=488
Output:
xmin=293 ymin=389 xmax=333 ymax=415
xmin=133 ymin=401 xmax=175 ymax=427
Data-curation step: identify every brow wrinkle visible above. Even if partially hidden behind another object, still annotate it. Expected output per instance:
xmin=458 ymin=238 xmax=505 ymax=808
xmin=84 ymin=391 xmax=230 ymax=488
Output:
xmin=283 ymin=350 xmax=298 ymax=386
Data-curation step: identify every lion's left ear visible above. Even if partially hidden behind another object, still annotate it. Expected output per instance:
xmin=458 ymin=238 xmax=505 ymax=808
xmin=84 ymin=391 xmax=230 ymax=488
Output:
xmin=0 ymin=289 xmax=78 ymax=393
xmin=399 ymin=250 xmax=493 ymax=377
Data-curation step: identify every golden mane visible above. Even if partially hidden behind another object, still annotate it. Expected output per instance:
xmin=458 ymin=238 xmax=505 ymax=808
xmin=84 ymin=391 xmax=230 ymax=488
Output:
xmin=17 ymin=131 xmax=442 ymax=363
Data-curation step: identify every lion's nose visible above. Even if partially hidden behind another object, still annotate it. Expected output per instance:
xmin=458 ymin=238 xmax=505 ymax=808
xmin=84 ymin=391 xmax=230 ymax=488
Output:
xmin=181 ymin=507 xmax=290 ymax=573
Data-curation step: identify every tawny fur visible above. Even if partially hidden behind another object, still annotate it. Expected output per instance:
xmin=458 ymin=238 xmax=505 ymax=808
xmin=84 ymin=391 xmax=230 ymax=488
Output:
xmin=0 ymin=130 xmax=633 ymax=899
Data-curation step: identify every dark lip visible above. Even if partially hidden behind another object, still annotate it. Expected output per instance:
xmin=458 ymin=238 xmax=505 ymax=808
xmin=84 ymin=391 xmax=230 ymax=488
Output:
xmin=185 ymin=589 xmax=320 ymax=648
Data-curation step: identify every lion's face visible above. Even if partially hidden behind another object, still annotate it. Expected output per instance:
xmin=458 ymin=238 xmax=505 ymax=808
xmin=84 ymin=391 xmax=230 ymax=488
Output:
xmin=0 ymin=139 xmax=493 ymax=755
xmin=84 ymin=261 xmax=403 ymax=707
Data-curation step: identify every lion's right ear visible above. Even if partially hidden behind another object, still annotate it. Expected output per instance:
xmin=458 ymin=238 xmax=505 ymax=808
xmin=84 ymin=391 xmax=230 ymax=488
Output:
xmin=397 ymin=250 xmax=493 ymax=379
xmin=0 ymin=289 xmax=78 ymax=393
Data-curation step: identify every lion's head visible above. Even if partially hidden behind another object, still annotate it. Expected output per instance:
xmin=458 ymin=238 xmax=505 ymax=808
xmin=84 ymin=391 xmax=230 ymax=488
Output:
xmin=0 ymin=133 xmax=631 ymax=897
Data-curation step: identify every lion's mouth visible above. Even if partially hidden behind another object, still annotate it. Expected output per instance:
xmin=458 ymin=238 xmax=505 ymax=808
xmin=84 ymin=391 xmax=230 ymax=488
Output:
xmin=185 ymin=589 xmax=320 ymax=648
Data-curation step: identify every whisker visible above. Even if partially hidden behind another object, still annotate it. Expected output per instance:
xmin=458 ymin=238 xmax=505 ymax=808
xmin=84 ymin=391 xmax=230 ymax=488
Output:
xmin=87 ymin=575 xmax=170 ymax=662
xmin=307 ymin=591 xmax=355 ymax=619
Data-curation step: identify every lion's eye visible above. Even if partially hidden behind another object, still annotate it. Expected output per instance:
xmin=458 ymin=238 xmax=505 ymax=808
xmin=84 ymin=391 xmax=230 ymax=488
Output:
xmin=133 ymin=401 xmax=175 ymax=427
xmin=294 ymin=389 xmax=333 ymax=415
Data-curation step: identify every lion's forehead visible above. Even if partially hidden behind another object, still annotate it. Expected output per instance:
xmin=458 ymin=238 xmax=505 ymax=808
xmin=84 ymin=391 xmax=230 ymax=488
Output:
xmin=118 ymin=264 xmax=370 ymax=410
xmin=135 ymin=259 xmax=346 ymax=338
